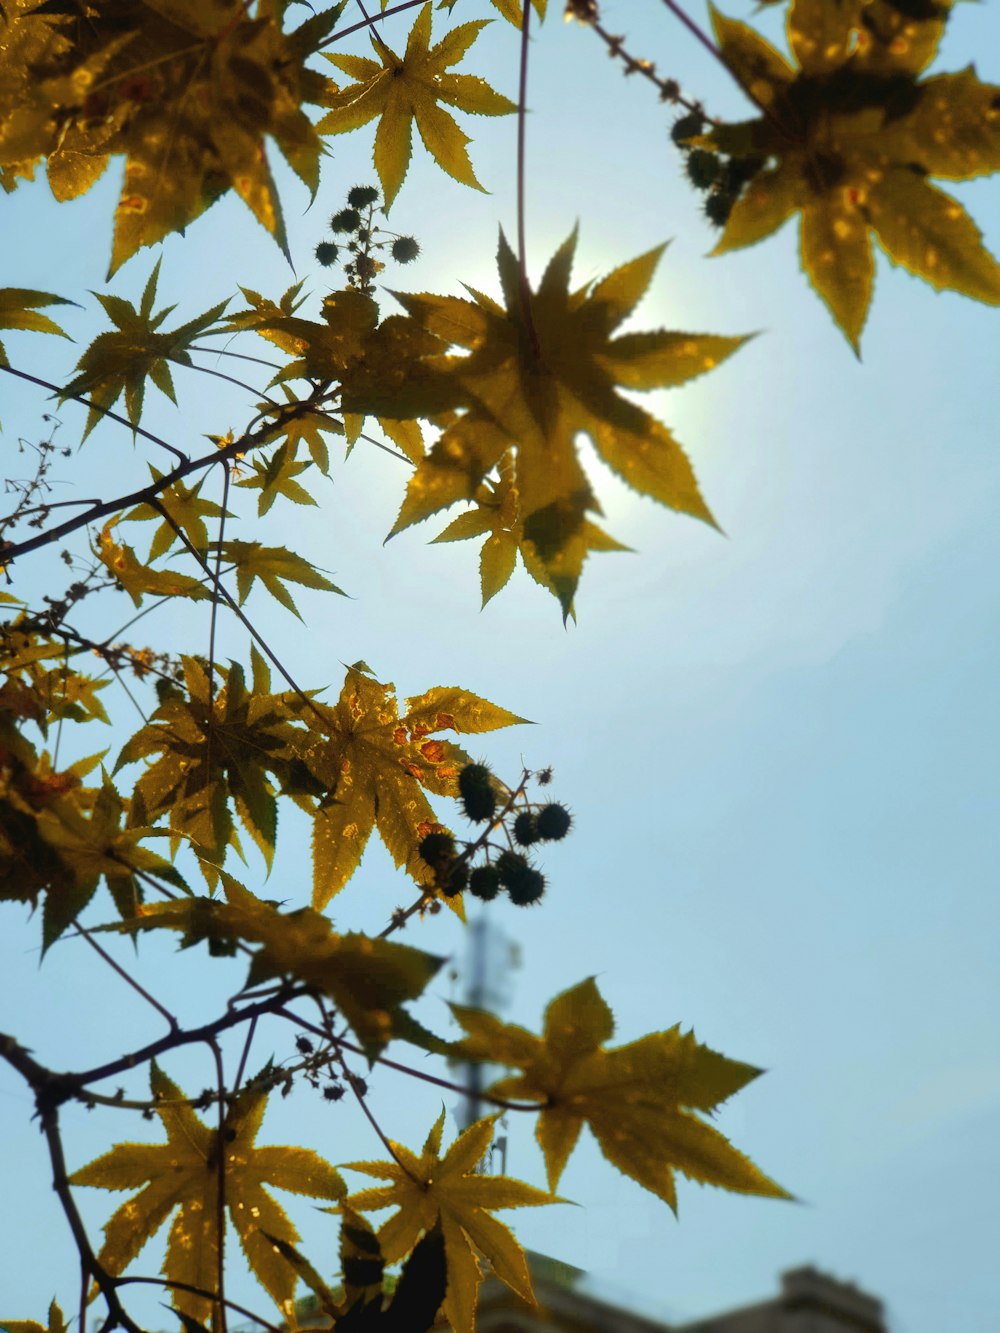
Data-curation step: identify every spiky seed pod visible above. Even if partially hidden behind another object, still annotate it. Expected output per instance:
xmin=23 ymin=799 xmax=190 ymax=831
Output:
xmin=704 ymin=190 xmax=735 ymax=228
xmin=536 ymin=802 xmax=572 ymax=841
xmin=468 ymin=864 xmax=501 ymax=901
xmin=495 ymin=849 xmax=529 ymax=887
xmin=418 ymin=831 xmax=455 ymax=870
xmin=719 ymin=153 xmax=765 ymax=194
xmin=505 ymin=865 xmax=546 ymax=907
xmin=458 ymin=764 xmax=496 ymax=823
xmin=347 ymin=184 xmax=380 ymax=208
xmin=671 ymin=110 xmax=704 ymax=145
xmin=513 ymin=811 xmax=540 ymax=846
xmin=391 ymin=236 xmax=420 ymax=263
xmin=331 ymin=207 xmax=361 ymax=232
xmin=440 ymin=862 xmax=469 ymax=898
xmin=685 ymin=148 xmax=719 ymax=190
xmin=315 ymin=241 xmax=338 ymax=267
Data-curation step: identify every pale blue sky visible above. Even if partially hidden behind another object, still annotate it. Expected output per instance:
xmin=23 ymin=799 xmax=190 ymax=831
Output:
xmin=2 ymin=3 xmax=998 ymax=1331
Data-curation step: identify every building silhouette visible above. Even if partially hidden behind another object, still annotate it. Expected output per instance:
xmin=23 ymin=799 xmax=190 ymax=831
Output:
xmin=451 ymin=1256 xmax=888 ymax=1333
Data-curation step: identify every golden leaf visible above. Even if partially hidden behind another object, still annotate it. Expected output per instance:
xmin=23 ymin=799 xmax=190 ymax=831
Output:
xmin=709 ymin=1 xmax=1000 ymax=349
xmin=319 ymin=4 xmax=516 ymax=207
xmin=344 ymin=1112 xmax=556 ymax=1333
xmin=452 ymin=977 xmax=791 ymax=1211
xmin=70 ymin=1064 xmax=345 ymax=1322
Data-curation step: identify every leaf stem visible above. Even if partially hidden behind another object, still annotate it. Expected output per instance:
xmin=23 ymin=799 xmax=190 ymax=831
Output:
xmin=320 ymin=0 xmax=425 ymax=47
xmin=208 ymin=1037 xmax=228 ymax=1333
xmin=116 ymin=1277 xmax=284 ymax=1333
xmin=515 ymin=0 xmax=541 ymax=357
xmin=75 ymin=920 xmax=179 ymax=1032
xmin=0 ymin=362 xmax=187 ymax=464
xmin=658 ymin=0 xmax=792 ymax=136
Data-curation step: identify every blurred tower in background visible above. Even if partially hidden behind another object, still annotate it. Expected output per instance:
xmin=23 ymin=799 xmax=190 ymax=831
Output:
xmin=452 ymin=910 xmax=520 ymax=1172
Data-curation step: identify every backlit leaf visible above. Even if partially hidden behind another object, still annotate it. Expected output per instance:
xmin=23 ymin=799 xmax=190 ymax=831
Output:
xmin=452 ymin=977 xmax=791 ymax=1211
xmin=318 ymin=5 xmax=516 ymax=207
xmin=709 ymin=0 xmax=1000 ymax=348
xmin=63 ymin=262 xmax=227 ymax=435
xmin=344 ymin=1112 xmax=556 ymax=1333
xmin=393 ymin=233 xmax=743 ymax=615
xmin=303 ymin=667 xmax=525 ymax=907
xmin=70 ymin=1064 xmax=345 ymax=1323
xmin=120 ymin=873 xmax=443 ymax=1054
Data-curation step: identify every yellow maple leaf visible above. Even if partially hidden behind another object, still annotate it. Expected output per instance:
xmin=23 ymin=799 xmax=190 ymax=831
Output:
xmin=343 ymin=1112 xmax=556 ymax=1333
xmin=69 ymin=1064 xmax=345 ymax=1323
xmin=433 ymin=449 xmax=629 ymax=609
xmin=318 ymin=4 xmax=517 ymax=208
xmin=452 ymin=977 xmax=791 ymax=1211
xmin=708 ymin=0 xmax=1000 ymax=348
xmin=391 ymin=231 xmax=747 ymax=615
xmin=0 ymin=1299 xmax=68 ymax=1333
xmin=303 ymin=666 xmax=526 ymax=908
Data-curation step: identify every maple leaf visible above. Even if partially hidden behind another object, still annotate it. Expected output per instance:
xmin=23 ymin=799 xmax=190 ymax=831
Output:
xmin=0 ymin=1 xmax=344 ymax=270
xmin=235 ymin=443 xmax=319 ymax=515
xmin=318 ymin=4 xmax=517 ymax=208
xmin=33 ymin=774 xmax=187 ymax=950
xmin=69 ymin=1063 xmax=346 ymax=1324
xmin=708 ymin=0 xmax=1000 ymax=349
xmin=391 ymin=231 xmax=746 ymax=615
xmin=62 ymin=260 xmax=227 ymax=436
xmin=0 ymin=1299 xmax=69 ymax=1333
xmin=97 ymin=525 xmax=211 ymax=608
xmin=301 ymin=665 xmax=525 ymax=908
xmin=210 ymin=540 xmax=346 ymax=618
xmin=124 ymin=470 xmax=228 ymax=560
xmin=223 ymin=283 xmax=310 ymax=356
xmin=0 ymin=630 xmax=111 ymax=734
xmin=122 ymin=872 xmax=444 ymax=1055
xmin=451 ymin=977 xmax=791 ymax=1211
xmin=0 ymin=287 xmax=75 ymax=364
xmin=344 ymin=1112 xmax=556 ymax=1333
xmin=433 ymin=449 xmax=629 ymax=609
xmin=115 ymin=655 xmax=313 ymax=868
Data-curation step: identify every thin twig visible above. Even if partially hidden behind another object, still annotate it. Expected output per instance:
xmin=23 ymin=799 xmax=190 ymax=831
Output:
xmin=232 ymin=1013 xmax=258 ymax=1096
xmin=515 ymin=0 xmax=541 ymax=357
xmin=658 ymin=0 xmax=793 ymax=137
xmin=75 ymin=922 xmax=179 ymax=1032
xmin=588 ymin=18 xmax=712 ymax=118
xmin=276 ymin=1008 xmax=545 ymax=1114
xmin=116 ymin=1277 xmax=284 ymax=1333
xmin=208 ymin=1038 xmax=228 ymax=1333
xmin=319 ymin=0 xmax=424 ymax=46
xmin=39 ymin=1103 xmax=148 ymax=1333
xmin=0 ymin=363 xmax=187 ymax=464
xmin=148 ymin=499 xmax=322 ymax=722
xmin=205 ymin=461 xmax=232 ymax=746
xmin=22 ymin=987 xmax=307 ymax=1093
xmin=2 ymin=387 xmax=328 ymax=565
